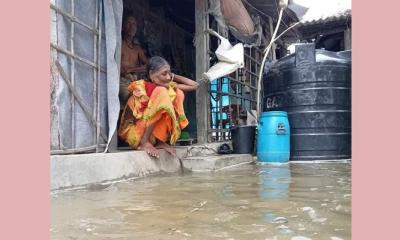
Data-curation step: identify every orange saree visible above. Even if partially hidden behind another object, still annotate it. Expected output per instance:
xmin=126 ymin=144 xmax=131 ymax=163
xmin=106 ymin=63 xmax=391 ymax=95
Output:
xmin=118 ymin=80 xmax=189 ymax=149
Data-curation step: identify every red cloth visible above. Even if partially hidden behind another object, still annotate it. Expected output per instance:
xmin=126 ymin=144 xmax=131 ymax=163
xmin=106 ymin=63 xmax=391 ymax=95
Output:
xmin=139 ymin=81 xmax=156 ymax=111
xmin=144 ymin=81 xmax=156 ymax=97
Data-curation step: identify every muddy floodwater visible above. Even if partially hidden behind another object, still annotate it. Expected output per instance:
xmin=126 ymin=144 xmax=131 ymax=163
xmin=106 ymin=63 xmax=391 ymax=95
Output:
xmin=51 ymin=162 xmax=351 ymax=240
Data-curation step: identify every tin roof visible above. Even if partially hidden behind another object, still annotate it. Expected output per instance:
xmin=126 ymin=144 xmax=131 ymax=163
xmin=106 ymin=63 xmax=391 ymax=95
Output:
xmin=288 ymin=0 xmax=351 ymax=25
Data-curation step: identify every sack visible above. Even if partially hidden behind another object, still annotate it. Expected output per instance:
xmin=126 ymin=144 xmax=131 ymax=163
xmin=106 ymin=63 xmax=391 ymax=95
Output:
xmin=204 ymin=30 xmax=244 ymax=80
xmin=220 ymin=0 xmax=255 ymax=35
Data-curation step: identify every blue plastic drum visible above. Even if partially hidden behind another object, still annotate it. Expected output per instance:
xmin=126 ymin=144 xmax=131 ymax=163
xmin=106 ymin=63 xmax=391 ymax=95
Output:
xmin=257 ymin=111 xmax=290 ymax=163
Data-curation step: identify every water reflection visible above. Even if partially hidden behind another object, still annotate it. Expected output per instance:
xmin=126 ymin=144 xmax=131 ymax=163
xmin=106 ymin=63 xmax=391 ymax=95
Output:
xmin=258 ymin=164 xmax=291 ymax=200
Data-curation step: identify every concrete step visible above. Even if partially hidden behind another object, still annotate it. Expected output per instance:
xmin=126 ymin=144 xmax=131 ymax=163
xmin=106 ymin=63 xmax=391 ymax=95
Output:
xmin=182 ymin=154 xmax=255 ymax=172
xmin=51 ymin=141 xmax=255 ymax=191
xmin=51 ymin=150 xmax=181 ymax=191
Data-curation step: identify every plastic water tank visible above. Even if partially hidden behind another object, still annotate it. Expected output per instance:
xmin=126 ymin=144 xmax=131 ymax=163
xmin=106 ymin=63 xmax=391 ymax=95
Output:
xmin=263 ymin=43 xmax=351 ymax=160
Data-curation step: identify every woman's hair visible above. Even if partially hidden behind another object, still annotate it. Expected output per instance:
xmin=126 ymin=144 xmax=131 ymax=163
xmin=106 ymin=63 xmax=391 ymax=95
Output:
xmin=146 ymin=56 xmax=170 ymax=80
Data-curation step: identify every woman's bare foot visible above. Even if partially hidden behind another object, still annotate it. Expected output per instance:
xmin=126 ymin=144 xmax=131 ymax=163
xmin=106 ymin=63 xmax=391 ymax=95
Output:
xmin=156 ymin=141 xmax=176 ymax=156
xmin=138 ymin=141 xmax=160 ymax=158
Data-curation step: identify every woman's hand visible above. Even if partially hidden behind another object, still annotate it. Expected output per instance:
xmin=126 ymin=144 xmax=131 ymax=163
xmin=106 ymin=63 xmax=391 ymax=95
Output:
xmin=172 ymin=73 xmax=199 ymax=92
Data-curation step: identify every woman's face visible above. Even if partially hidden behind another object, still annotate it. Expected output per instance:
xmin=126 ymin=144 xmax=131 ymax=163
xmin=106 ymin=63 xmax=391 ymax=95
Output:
xmin=149 ymin=64 xmax=172 ymax=86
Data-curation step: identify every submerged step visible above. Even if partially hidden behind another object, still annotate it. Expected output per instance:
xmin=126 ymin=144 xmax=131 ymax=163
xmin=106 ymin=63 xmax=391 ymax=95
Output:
xmin=182 ymin=154 xmax=255 ymax=172
xmin=51 ymin=147 xmax=254 ymax=191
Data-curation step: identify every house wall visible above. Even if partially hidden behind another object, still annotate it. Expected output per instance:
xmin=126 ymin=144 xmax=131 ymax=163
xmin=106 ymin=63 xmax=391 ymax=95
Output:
xmin=50 ymin=0 xmax=60 ymax=150
xmin=50 ymin=0 xmax=116 ymax=154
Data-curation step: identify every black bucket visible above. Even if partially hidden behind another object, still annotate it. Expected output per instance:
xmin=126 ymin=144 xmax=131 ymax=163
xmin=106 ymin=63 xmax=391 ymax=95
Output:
xmin=231 ymin=126 xmax=256 ymax=154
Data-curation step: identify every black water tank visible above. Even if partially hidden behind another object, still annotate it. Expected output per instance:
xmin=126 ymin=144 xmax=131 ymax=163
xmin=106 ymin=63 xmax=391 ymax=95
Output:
xmin=263 ymin=44 xmax=351 ymax=161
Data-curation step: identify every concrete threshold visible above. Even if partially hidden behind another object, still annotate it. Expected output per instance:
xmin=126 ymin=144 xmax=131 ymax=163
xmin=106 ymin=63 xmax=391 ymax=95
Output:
xmin=51 ymin=150 xmax=179 ymax=191
xmin=183 ymin=154 xmax=254 ymax=172
xmin=51 ymin=142 xmax=255 ymax=191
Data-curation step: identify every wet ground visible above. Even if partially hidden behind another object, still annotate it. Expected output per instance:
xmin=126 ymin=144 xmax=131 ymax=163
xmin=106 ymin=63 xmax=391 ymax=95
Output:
xmin=51 ymin=162 xmax=351 ymax=240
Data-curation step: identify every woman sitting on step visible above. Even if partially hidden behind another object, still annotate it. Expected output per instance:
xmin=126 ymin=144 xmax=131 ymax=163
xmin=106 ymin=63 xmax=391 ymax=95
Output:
xmin=118 ymin=56 xmax=199 ymax=158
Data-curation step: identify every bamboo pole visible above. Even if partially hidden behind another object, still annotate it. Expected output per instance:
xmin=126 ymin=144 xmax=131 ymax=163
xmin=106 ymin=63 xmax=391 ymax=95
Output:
xmin=95 ymin=1 xmax=103 ymax=152
xmin=55 ymin=60 xmax=108 ymax=142
xmin=50 ymin=3 xmax=99 ymax=35
xmin=71 ymin=0 xmax=76 ymax=148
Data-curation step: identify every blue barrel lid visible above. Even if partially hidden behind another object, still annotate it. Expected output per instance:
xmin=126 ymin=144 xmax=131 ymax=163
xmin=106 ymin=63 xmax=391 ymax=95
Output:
xmin=261 ymin=111 xmax=288 ymax=117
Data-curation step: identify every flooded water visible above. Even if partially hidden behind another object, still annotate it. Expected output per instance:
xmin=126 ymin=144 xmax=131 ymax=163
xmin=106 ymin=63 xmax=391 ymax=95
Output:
xmin=51 ymin=162 xmax=351 ymax=240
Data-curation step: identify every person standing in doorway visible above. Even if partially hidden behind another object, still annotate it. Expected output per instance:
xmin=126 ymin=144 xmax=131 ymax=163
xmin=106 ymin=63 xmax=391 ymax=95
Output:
xmin=120 ymin=14 xmax=148 ymax=108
